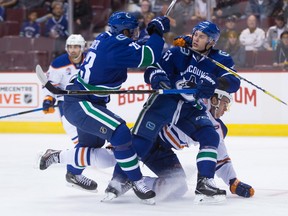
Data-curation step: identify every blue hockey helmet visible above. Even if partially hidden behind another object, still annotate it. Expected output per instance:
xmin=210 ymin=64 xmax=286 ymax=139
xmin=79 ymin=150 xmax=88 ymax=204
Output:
xmin=108 ymin=12 xmax=139 ymax=37
xmin=192 ymin=20 xmax=220 ymax=44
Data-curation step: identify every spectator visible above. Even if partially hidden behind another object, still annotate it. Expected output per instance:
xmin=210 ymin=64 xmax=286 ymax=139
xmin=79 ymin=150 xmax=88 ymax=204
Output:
xmin=126 ymin=0 xmax=141 ymax=13
xmin=264 ymin=14 xmax=288 ymax=51
xmin=130 ymin=0 xmax=154 ymax=33
xmin=273 ymin=31 xmax=288 ymax=69
xmin=195 ymin=0 xmax=216 ymax=20
xmin=0 ymin=0 xmax=18 ymax=21
xmin=138 ymin=12 xmax=155 ymax=43
xmin=223 ymin=30 xmax=246 ymax=68
xmin=244 ymin=0 xmax=277 ymax=21
xmin=279 ymin=0 xmax=288 ymax=25
xmin=169 ymin=0 xmax=197 ymax=35
xmin=44 ymin=1 xmax=69 ymax=56
xmin=139 ymin=0 xmax=153 ymax=16
xmin=0 ymin=6 xmax=4 ymax=21
xmin=0 ymin=0 xmax=17 ymax=8
xmin=44 ymin=1 xmax=69 ymax=39
xmin=14 ymin=0 xmax=45 ymax=10
xmin=73 ymin=0 xmax=92 ymax=40
xmin=151 ymin=0 xmax=172 ymax=15
xmin=239 ymin=14 xmax=266 ymax=51
xmin=19 ymin=10 xmax=41 ymax=38
xmin=215 ymin=15 xmax=239 ymax=50
xmin=214 ymin=0 xmax=242 ymax=19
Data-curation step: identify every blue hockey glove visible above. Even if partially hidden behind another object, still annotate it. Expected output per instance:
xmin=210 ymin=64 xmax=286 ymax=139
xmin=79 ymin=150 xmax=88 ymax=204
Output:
xmin=147 ymin=16 xmax=170 ymax=37
xmin=150 ymin=69 xmax=171 ymax=89
xmin=229 ymin=178 xmax=255 ymax=198
xmin=173 ymin=35 xmax=192 ymax=48
xmin=195 ymin=74 xmax=218 ymax=99
xmin=42 ymin=95 xmax=56 ymax=114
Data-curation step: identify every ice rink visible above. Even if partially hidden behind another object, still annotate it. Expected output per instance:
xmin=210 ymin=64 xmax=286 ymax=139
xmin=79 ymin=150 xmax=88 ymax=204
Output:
xmin=1 ymin=134 xmax=288 ymax=216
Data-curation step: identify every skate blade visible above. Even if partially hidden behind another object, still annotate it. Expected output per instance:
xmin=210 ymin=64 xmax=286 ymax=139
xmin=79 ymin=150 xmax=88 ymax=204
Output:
xmin=194 ymin=194 xmax=226 ymax=205
xmin=66 ymin=182 xmax=98 ymax=193
xmin=140 ymin=197 xmax=156 ymax=205
xmin=101 ymin=192 xmax=117 ymax=202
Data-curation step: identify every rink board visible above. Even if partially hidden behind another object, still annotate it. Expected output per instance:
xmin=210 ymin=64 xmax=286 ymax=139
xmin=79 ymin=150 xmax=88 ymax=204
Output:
xmin=0 ymin=71 xmax=288 ymax=136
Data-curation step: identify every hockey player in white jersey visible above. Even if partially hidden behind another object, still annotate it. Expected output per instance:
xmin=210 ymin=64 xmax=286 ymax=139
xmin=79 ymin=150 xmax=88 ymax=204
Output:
xmin=38 ymin=89 xmax=254 ymax=203
xmin=41 ymin=34 xmax=100 ymax=191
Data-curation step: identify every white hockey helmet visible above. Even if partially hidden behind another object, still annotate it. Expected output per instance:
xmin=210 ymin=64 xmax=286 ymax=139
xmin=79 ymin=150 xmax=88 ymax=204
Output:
xmin=214 ymin=89 xmax=233 ymax=102
xmin=65 ymin=34 xmax=86 ymax=53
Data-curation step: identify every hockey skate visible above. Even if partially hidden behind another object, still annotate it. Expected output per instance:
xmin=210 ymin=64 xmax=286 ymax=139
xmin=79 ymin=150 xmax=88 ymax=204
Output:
xmin=101 ymin=178 xmax=132 ymax=202
xmin=38 ymin=149 xmax=60 ymax=170
xmin=66 ymin=172 xmax=98 ymax=192
xmin=194 ymin=176 xmax=226 ymax=204
xmin=132 ymin=178 xmax=156 ymax=205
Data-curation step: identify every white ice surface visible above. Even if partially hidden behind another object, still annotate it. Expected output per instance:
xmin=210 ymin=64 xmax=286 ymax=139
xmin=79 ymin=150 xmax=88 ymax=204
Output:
xmin=0 ymin=134 xmax=287 ymax=216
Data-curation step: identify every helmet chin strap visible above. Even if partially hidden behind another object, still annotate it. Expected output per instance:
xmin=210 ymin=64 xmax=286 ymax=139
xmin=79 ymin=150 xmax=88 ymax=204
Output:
xmin=69 ymin=51 xmax=83 ymax=63
xmin=210 ymin=99 xmax=220 ymax=119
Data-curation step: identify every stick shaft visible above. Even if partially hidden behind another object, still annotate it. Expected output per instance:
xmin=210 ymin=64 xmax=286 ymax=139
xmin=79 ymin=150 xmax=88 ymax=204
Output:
xmin=189 ymin=48 xmax=287 ymax=106
xmin=165 ymin=0 xmax=177 ymax=16
xmin=0 ymin=105 xmax=58 ymax=119
xmin=36 ymin=64 xmax=197 ymax=95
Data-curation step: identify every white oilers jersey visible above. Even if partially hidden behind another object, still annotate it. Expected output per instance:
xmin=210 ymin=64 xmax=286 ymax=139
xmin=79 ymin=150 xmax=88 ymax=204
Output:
xmin=42 ymin=53 xmax=84 ymax=101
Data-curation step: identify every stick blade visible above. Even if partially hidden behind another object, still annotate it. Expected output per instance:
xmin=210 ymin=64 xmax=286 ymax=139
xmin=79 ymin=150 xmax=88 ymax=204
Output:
xmin=35 ymin=64 xmax=67 ymax=95
xmin=35 ymin=64 xmax=48 ymax=86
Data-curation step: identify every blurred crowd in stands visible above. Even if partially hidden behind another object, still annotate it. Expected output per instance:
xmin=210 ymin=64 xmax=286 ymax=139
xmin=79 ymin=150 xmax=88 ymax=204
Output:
xmin=0 ymin=0 xmax=287 ymax=71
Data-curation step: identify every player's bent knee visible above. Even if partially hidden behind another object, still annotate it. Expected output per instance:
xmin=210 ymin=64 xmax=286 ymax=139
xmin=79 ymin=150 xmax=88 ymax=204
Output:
xmin=110 ymin=123 xmax=132 ymax=147
xmin=194 ymin=126 xmax=220 ymax=149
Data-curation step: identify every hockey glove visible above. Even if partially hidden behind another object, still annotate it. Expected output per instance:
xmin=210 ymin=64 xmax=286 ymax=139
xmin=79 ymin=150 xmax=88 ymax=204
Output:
xmin=217 ymin=76 xmax=230 ymax=91
xmin=147 ymin=16 xmax=170 ymax=37
xmin=229 ymin=178 xmax=255 ymax=198
xmin=173 ymin=35 xmax=192 ymax=48
xmin=42 ymin=96 xmax=56 ymax=114
xmin=195 ymin=74 xmax=218 ymax=99
xmin=150 ymin=69 xmax=171 ymax=90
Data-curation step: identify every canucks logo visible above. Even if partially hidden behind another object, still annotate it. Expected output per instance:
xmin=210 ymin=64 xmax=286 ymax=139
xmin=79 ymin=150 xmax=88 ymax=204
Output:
xmin=146 ymin=121 xmax=155 ymax=131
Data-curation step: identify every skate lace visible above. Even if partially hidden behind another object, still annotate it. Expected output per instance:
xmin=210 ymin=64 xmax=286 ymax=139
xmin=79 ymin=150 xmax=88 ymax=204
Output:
xmin=75 ymin=175 xmax=93 ymax=186
xmin=45 ymin=153 xmax=58 ymax=167
xmin=134 ymin=179 xmax=150 ymax=193
xmin=206 ymin=178 xmax=217 ymax=189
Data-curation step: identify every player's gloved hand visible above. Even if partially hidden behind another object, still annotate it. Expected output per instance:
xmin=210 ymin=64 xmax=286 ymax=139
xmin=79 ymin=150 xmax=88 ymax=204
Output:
xmin=229 ymin=178 xmax=255 ymax=198
xmin=150 ymin=69 xmax=171 ymax=89
xmin=42 ymin=96 xmax=56 ymax=114
xmin=195 ymin=74 xmax=218 ymax=99
xmin=173 ymin=35 xmax=192 ymax=48
xmin=217 ymin=76 xmax=230 ymax=91
xmin=147 ymin=16 xmax=170 ymax=37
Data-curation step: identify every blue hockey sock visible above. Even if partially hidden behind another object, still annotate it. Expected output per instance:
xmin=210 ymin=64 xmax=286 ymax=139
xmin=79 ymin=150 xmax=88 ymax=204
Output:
xmin=111 ymin=124 xmax=142 ymax=181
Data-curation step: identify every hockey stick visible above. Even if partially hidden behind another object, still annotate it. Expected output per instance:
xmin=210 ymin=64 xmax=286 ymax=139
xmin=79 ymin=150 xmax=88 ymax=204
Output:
xmin=35 ymin=65 xmax=197 ymax=95
xmin=0 ymin=105 xmax=59 ymax=119
xmin=165 ymin=0 xmax=177 ymax=16
xmin=188 ymin=48 xmax=288 ymax=106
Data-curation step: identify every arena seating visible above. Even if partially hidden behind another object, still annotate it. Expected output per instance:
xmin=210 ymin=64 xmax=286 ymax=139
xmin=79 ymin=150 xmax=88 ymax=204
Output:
xmin=0 ymin=36 xmax=55 ymax=71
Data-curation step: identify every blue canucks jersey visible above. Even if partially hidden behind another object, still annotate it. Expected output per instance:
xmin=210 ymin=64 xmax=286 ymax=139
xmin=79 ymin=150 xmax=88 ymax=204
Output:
xmin=145 ymin=47 xmax=240 ymax=102
xmin=45 ymin=16 xmax=69 ymax=39
xmin=19 ymin=21 xmax=40 ymax=38
xmin=70 ymin=31 xmax=164 ymax=103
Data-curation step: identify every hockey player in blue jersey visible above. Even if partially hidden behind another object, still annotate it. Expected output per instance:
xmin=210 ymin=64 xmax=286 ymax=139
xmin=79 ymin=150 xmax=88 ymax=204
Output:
xmin=43 ymin=11 xmax=170 ymax=204
xmin=42 ymin=34 xmax=102 ymax=191
xmin=128 ymin=20 xmax=241 ymax=203
xmin=104 ymin=89 xmax=254 ymax=202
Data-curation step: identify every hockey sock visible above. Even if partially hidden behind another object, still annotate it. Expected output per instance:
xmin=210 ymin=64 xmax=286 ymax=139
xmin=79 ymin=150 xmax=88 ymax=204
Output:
xmin=110 ymin=124 xmax=142 ymax=181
